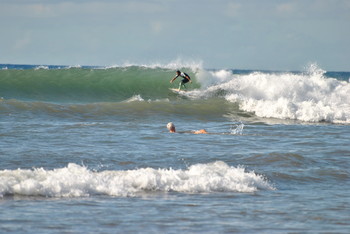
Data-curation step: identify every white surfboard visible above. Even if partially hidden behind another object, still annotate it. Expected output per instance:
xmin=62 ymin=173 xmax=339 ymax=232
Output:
xmin=169 ymin=88 xmax=186 ymax=93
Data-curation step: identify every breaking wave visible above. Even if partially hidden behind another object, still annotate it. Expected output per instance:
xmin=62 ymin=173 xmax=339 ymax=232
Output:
xmin=1 ymin=63 xmax=349 ymax=123
xmin=0 ymin=161 xmax=274 ymax=198
xmin=184 ymin=64 xmax=350 ymax=123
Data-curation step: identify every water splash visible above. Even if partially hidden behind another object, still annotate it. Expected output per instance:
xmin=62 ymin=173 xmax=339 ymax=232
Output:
xmin=231 ymin=123 xmax=245 ymax=135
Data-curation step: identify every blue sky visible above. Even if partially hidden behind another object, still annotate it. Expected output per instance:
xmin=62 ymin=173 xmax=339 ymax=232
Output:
xmin=1 ymin=0 xmax=349 ymax=70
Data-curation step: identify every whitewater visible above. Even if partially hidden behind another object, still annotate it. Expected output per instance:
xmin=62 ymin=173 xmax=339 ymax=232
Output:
xmin=0 ymin=62 xmax=349 ymax=233
xmin=0 ymin=161 xmax=273 ymax=198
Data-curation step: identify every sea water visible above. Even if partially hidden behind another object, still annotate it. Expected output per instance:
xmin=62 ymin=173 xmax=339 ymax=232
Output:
xmin=0 ymin=63 xmax=349 ymax=233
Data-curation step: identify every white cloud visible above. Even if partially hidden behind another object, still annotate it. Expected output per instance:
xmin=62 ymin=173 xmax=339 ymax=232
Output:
xmin=150 ymin=21 xmax=164 ymax=34
xmin=0 ymin=1 xmax=166 ymax=19
xmin=276 ymin=2 xmax=295 ymax=15
xmin=29 ymin=4 xmax=53 ymax=17
xmin=225 ymin=2 xmax=241 ymax=17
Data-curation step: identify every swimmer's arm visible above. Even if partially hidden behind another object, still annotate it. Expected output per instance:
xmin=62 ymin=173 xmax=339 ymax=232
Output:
xmin=193 ymin=129 xmax=208 ymax=134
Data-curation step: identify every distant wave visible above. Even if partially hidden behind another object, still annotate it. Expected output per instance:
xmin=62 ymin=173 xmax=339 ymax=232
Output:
xmin=0 ymin=161 xmax=274 ymax=198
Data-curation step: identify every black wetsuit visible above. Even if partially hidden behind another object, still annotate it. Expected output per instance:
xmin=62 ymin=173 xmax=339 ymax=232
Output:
xmin=179 ymin=72 xmax=190 ymax=84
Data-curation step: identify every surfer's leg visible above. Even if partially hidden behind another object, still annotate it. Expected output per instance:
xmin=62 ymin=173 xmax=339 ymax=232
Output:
xmin=179 ymin=78 xmax=189 ymax=90
xmin=179 ymin=81 xmax=187 ymax=90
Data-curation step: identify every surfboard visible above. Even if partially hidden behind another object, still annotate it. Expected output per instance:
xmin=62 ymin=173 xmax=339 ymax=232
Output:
xmin=169 ymin=88 xmax=180 ymax=92
xmin=169 ymin=88 xmax=186 ymax=93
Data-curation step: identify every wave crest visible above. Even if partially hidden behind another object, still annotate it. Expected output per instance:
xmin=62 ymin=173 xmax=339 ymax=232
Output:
xmin=0 ymin=162 xmax=274 ymax=198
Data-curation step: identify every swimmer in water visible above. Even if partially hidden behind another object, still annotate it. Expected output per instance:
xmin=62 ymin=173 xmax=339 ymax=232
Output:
xmin=167 ymin=122 xmax=208 ymax=134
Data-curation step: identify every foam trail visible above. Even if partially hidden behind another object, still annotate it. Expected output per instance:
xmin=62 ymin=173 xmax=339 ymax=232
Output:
xmin=0 ymin=162 xmax=274 ymax=198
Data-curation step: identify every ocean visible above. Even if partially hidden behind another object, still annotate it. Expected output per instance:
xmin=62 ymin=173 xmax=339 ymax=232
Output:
xmin=0 ymin=63 xmax=349 ymax=233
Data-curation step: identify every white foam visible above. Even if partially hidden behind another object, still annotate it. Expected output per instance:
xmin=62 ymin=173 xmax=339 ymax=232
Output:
xmin=104 ymin=58 xmax=203 ymax=73
xmin=124 ymin=95 xmax=145 ymax=102
xmin=65 ymin=65 xmax=82 ymax=69
xmin=193 ymin=65 xmax=350 ymax=123
xmin=0 ymin=162 xmax=274 ymax=198
xmin=34 ymin=65 xmax=49 ymax=70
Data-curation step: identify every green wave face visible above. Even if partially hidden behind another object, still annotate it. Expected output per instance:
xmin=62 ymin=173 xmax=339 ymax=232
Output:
xmin=0 ymin=66 xmax=200 ymax=103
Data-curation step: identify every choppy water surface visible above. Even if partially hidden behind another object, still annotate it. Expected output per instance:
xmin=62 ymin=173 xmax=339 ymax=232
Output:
xmin=0 ymin=63 xmax=349 ymax=233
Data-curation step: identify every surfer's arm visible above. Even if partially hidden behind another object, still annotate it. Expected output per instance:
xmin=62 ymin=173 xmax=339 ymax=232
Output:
xmin=170 ymin=75 xmax=178 ymax=83
xmin=185 ymin=75 xmax=192 ymax=83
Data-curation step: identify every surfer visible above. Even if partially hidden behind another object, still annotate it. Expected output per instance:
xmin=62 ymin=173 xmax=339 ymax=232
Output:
xmin=170 ymin=70 xmax=192 ymax=90
xmin=167 ymin=122 xmax=208 ymax=134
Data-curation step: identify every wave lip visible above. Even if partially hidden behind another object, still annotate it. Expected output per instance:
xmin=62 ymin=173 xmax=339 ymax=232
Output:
xmin=0 ymin=162 xmax=274 ymax=198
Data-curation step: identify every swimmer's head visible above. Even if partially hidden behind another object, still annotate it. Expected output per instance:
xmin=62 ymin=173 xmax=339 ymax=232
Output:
xmin=167 ymin=122 xmax=176 ymax=133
